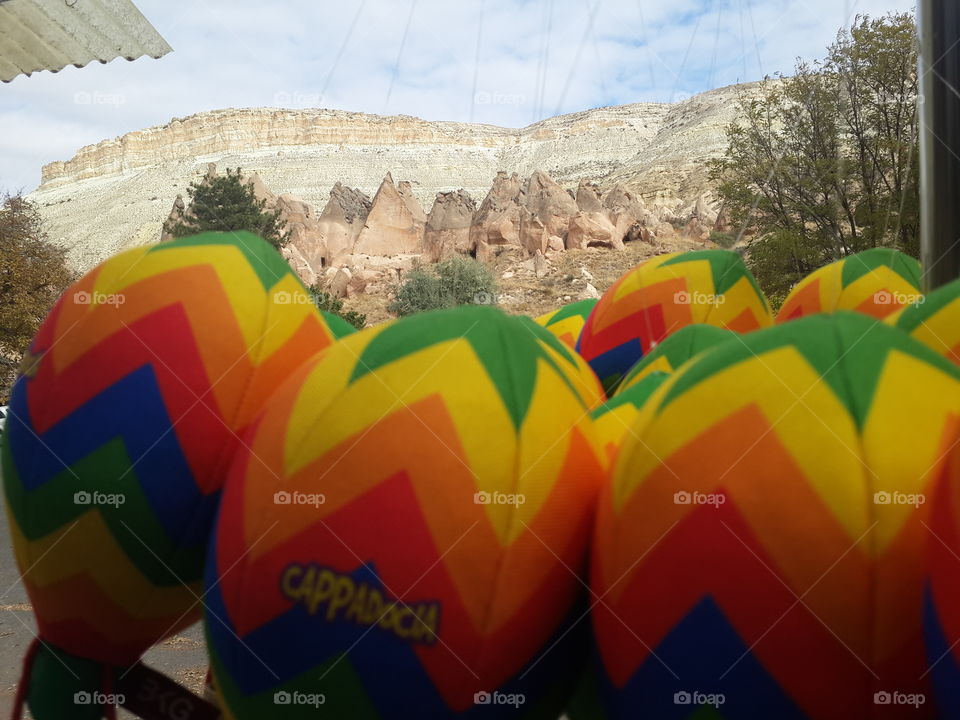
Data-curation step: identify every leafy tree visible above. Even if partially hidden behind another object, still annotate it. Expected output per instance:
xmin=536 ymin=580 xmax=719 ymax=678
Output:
xmin=0 ymin=193 xmax=74 ymax=401
xmin=164 ymin=167 xmax=289 ymax=248
xmin=389 ymin=256 xmax=498 ymax=317
xmin=710 ymin=12 xmax=919 ymax=306
xmin=309 ymin=286 xmax=367 ymax=330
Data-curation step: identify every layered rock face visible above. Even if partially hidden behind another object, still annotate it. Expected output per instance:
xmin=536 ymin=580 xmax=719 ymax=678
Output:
xmin=30 ymin=82 xmax=758 ymax=272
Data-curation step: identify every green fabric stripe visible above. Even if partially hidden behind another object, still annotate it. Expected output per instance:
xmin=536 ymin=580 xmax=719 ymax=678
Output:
xmin=4 ymin=438 xmax=205 ymax=586
xmin=620 ymin=325 xmax=738 ymax=388
xmin=351 ymin=306 xmax=588 ymax=428
xmin=839 ymin=248 xmax=921 ymax=290
xmin=148 ymin=231 xmax=296 ymax=291
xmin=658 ymin=312 xmax=960 ymax=429
xmin=546 ymin=298 xmax=598 ymax=326
xmin=660 ymin=249 xmax=767 ymax=302
xmin=895 ymin=278 xmax=960 ymax=334
xmin=595 ymin=372 xmax=670 ymax=418
xmin=321 ymin=311 xmax=358 ymax=339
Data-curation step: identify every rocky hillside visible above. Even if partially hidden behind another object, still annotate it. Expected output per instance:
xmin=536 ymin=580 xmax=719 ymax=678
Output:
xmin=29 ymin=82 xmax=758 ymax=272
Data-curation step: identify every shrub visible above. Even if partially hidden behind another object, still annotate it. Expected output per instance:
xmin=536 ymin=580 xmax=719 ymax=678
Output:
xmin=389 ymin=256 xmax=498 ymax=317
xmin=308 ymin=286 xmax=366 ymax=329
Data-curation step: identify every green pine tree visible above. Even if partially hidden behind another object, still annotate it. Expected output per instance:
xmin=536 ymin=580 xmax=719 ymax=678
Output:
xmin=164 ymin=167 xmax=289 ymax=249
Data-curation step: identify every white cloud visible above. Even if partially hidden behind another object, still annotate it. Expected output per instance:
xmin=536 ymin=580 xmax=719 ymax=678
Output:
xmin=0 ymin=0 xmax=916 ymax=192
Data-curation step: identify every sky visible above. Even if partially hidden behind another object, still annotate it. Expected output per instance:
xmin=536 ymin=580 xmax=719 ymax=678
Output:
xmin=0 ymin=0 xmax=916 ymax=193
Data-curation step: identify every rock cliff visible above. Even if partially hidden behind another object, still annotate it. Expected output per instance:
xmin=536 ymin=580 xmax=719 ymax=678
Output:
xmin=29 ymin=82 xmax=759 ymax=272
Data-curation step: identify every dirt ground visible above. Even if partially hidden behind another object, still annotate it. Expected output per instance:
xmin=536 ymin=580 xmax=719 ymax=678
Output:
xmin=342 ymin=237 xmax=710 ymax=327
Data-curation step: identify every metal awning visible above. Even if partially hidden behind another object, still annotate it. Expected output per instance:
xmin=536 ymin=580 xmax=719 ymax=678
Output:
xmin=0 ymin=0 xmax=171 ymax=83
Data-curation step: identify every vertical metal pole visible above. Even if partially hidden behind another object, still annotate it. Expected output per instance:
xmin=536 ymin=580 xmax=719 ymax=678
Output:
xmin=919 ymin=0 xmax=960 ymax=290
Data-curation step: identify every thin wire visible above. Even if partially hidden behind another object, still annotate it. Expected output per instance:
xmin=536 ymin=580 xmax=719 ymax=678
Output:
xmin=637 ymin=0 xmax=657 ymax=92
xmin=320 ymin=0 xmax=368 ymax=106
xmin=670 ymin=11 xmax=702 ymax=102
xmin=746 ymin=0 xmax=763 ymax=76
xmin=383 ymin=0 xmax=418 ymax=115
xmin=533 ymin=0 xmax=549 ymax=123
xmin=586 ymin=0 xmax=608 ymax=103
xmin=738 ymin=0 xmax=747 ymax=81
xmin=469 ymin=0 xmax=485 ymax=122
xmin=553 ymin=0 xmax=602 ymax=116
xmin=538 ymin=0 xmax=555 ymax=120
xmin=709 ymin=0 xmax=724 ymax=89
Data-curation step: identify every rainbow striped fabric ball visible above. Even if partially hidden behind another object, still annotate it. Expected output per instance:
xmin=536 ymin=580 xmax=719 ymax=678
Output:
xmin=576 ymin=250 xmax=771 ymax=395
xmin=616 ymin=324 xmax=738 ymax=396
xmin=778 ymin=248 xmax=922 ymax=323
xmin=206 ymin=305 xmax=607 ymax=719
xmin=535 ymin=298 xmax=598 ymax=350
xmin=591 ymin=312 xmax=960 ymax=719
xmin=887 ymin=278 xmax=960 ymax=367
xmin=2 ymin=231 xmax=346 ymax=680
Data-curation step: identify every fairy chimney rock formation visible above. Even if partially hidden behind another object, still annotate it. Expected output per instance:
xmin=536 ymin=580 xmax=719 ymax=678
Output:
xmin=353 ymin=173 xmax=424 ymax=256
xmin=423 ymin=190 xmax=476 ymax=262
xmin=524 ymin=170 xmax=578 ymax=240
xmin=470 ymin=171 xmax=524 ymax=259
xmin=160 ymin=194 xmax=185 ymax=242
xmin=317 ymin=183 xmax=372 ymax=266
xmin=576 ymin=180 xmax=605 ymax=213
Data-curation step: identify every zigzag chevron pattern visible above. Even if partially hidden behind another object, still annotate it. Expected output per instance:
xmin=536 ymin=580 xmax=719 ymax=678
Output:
xmin=535 ymin=298 xmax=598 ymax=350
xmin=591 ymin=313 xmax=960 ymax=719
xmin=778 ymin=248 xmax=922 ymax=323
xmin=888 ymin=277 xmax=960 ymax=367
xmin=576 ymin=250 xmax=772 ymax=395
xmin=616 ymin=323 xmax=738 ymax=396
xmin=207 ymin=306 xmax=607 ymax=719
xmin=2 ymin=231 xmax=350 ymax=665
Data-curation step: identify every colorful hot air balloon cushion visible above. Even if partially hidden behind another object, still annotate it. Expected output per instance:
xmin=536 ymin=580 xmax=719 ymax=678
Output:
xmin=535 ymin=298 xmax=598 ymax=350
xmin=2 ymin=231 xmax=350 ymax=719
xmin=888 ymin=277 xmax=960 ymax=366
xmin=591 ymin=312 xmax=960 ymax=719
xmin=777 ymin=247 xmax=922 ymax=323
xmin=206 ymin=305 xmax=607 ymax=719
xmin=576 ymin=250 xmax=771 ymax=395
xmin=616 ymin=324 xmax=738 ymax=396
